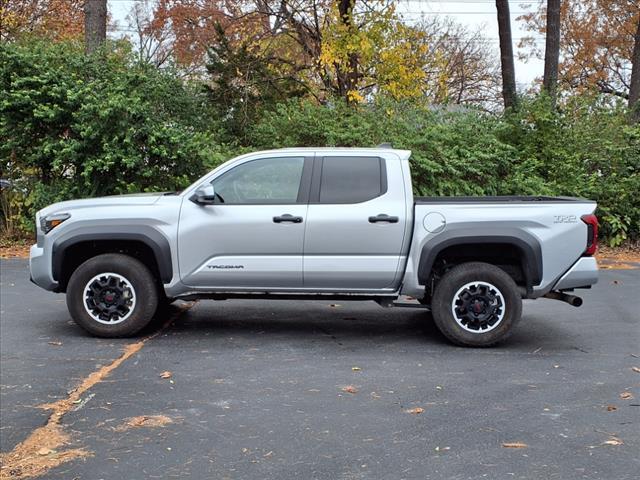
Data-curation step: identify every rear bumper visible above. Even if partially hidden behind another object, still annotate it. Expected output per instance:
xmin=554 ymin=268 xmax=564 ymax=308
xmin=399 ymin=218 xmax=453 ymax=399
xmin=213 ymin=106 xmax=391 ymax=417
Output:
xmin=553 ymin=256 xmax=598 ymax=290
xmin=29 ymin=244 xmax=58 ymax=291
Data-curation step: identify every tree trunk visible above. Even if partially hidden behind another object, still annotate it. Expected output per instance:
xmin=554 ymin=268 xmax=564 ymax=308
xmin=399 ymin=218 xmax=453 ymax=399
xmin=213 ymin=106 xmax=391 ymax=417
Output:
xmin=337 ymin=0 xmax=359 ymax=103
xmin=629 ymin=13 xmax=640 ymax=122
xmin=84 ymin=0 xmax=107 ymax=54
xmin=496 ymin=0 xmax=517 ymax=109
xmin=543 ymin=0 xmax=561 ymax=104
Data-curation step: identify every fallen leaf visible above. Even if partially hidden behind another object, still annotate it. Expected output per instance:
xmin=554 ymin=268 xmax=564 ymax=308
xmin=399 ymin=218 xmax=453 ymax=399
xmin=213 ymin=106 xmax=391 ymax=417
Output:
xmin=620 ymin=392 xmax=634 ymax=400
xmin=631 ymin=367 xmax=640 ymax=373
xmin=603 ymin=437 xmax=623 ymax=446
xmin=351 ymin=367 xmax=361 ymax=372
xmin=502 ymin=442 xmax=527 ymax=449
xmin=115 ymin=415 xmax=173 ymax=431
xmin=606 ymin=405 xmax=617 ymax=412
xmin=48 ymin=341 xmax=62 ymax=346
xmin=406 ymin=407 xmax=424 ymax=414
xmin=341 ymin=385 xmax=358 ymax=394
xmin=159 ymin=371 xmax=172 ymax=379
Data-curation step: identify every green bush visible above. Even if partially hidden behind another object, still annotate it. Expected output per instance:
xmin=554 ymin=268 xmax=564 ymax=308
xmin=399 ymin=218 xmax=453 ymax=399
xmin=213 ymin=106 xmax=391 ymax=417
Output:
xmin=0 ymin=40 xmax=222 ymax=236
xmin=503 ymin=96 xmax=640 ymax=245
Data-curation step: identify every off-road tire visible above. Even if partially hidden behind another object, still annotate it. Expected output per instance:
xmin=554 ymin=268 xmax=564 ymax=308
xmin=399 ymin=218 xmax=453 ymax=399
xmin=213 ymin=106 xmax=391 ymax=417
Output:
xmin=66 ymin=253 xmax=159 ymax=337
xmin=431 ymin=262 xmax=522 ymax=347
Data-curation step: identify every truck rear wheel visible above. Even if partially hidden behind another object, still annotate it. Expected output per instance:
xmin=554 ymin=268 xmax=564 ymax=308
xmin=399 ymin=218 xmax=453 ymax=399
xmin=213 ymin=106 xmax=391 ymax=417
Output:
xmin=431 ymin=262 xmax=522 ymax=347
xmin=66 ymin=253 xmax=158 ymax=337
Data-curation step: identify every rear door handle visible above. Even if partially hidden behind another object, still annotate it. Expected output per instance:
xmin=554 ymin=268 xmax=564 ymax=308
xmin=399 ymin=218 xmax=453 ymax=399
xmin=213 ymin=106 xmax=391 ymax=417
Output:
xmin=273 ymin=214 xmax=303 ymax=224
xmin=369 ymin=214 xmax=399 ymax=223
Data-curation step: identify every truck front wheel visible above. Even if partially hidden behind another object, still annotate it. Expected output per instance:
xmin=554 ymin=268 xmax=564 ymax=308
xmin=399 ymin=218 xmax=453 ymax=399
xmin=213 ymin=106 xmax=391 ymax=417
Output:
xmin=431 ymin=262 xmax=522 ymax=347
xmin=66 ymin=253 xmax=159 ymax=337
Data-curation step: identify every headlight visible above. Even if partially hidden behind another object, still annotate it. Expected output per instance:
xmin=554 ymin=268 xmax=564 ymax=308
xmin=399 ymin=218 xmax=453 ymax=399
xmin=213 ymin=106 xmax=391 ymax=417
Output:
xmin=41 ymin=213 xmax=70 ymax=233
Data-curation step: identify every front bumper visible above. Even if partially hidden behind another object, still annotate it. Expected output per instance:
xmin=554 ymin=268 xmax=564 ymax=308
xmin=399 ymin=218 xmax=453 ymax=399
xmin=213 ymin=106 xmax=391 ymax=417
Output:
xmin=553 ymin=256 xmax=599 ymax=290
xmin=29 ymin=244 xmax=58 ymax=291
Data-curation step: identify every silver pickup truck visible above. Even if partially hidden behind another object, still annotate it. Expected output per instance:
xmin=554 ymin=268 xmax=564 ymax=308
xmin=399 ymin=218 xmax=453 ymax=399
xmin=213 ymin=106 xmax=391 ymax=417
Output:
xmin=29 ymin=147 xmax=599 ymax=346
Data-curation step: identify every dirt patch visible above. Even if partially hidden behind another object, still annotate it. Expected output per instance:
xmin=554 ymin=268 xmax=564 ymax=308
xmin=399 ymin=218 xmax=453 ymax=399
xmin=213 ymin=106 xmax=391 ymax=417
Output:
xmin=114 ymin=415 xmax=174 ymax=432
xmin=597 ymin=244 xmax=640 ymax=269
xmin=0 ymin=424 xmax=89 ymax=480
xmin=599 ymin=261 xmax=639 ymax=270
xmin=0 ymin=305 xmax=193 ymax=480
xmin=0 ymin=241 xmax=30 ymax=259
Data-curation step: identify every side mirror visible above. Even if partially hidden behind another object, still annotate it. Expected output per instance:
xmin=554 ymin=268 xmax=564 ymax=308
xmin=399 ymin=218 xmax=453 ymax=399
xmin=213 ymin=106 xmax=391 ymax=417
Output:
xmin=189 ymin=184 xmax=216 ymax=205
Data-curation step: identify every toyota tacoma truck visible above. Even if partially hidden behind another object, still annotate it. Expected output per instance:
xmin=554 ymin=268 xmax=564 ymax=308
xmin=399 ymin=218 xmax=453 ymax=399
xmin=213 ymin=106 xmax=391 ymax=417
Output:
xmin=29 ymin=147 xmax=599 ymax=346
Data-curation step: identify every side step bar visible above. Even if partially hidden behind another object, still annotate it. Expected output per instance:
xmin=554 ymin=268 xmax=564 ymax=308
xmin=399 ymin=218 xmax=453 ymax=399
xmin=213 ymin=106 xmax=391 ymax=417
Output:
xmin=375 ymin=297 xmax=431 ymax=310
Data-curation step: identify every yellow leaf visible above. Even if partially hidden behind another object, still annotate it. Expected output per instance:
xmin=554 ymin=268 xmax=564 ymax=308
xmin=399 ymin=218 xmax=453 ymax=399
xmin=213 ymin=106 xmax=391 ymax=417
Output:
xmin=603 ymin=437 xmax=623 ymax=446
xmin=406 ymin=407 xmax=424 ymax=414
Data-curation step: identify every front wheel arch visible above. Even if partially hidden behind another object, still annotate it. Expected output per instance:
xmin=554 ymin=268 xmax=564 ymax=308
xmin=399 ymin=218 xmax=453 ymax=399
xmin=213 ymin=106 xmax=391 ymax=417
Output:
xmin=52 ymin=228 xmax=172 ymax=292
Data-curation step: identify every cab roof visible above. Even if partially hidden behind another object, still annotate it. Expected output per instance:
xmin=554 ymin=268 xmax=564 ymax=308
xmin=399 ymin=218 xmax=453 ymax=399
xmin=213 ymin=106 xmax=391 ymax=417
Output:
xmin=276 ymin=147 xmax=411 ymax=160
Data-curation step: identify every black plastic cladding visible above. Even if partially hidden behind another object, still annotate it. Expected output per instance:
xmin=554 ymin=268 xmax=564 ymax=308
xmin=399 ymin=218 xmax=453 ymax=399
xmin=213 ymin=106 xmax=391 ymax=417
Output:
xmin=51 ymin=226 xmax=173 ymax=284
xmin=417 ymin=228 xmax=543 ymax=291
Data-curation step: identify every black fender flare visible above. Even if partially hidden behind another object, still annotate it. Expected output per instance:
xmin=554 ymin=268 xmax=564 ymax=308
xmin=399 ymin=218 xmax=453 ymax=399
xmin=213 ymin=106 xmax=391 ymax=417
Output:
xmin=52 ymin=225 xmax=173 ymax=284
xmin=417 ymin=227 xmax=543 ymax=290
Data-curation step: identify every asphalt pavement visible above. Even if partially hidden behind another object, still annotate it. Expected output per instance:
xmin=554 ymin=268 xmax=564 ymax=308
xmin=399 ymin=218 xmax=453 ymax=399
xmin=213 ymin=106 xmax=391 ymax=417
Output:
xmin=1 ymin=258 xmax=639 ymax=479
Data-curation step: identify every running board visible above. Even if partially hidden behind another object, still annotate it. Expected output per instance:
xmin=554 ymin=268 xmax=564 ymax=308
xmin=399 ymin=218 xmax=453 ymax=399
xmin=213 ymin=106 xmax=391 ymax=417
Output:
xmin=375 ymin=298 xmax=431 ymax=310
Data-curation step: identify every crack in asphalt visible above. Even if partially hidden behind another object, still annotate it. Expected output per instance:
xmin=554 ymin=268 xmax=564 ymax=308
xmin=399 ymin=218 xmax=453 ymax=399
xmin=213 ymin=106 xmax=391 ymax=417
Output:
xmin=0 ymin=303 xmax=194 ymax=480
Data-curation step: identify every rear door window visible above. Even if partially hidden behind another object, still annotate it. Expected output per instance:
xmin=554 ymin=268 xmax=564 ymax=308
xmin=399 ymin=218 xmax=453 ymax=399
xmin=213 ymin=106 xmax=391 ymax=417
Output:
xmin=318 ymin=156 xmax=386 ymax=204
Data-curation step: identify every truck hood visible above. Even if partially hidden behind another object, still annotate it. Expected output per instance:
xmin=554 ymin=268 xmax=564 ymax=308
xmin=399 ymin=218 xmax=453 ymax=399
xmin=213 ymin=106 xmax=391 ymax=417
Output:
xmin=38 ymin=192 xmax=167 ymax=217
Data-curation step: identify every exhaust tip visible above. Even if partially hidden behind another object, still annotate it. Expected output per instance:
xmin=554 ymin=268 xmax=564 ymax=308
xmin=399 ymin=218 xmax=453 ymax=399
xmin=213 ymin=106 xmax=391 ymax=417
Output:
xmin=543 ymin=291 xmax=583 ymax=307
xmin=569 ymin=296 xmax=583 ymax=307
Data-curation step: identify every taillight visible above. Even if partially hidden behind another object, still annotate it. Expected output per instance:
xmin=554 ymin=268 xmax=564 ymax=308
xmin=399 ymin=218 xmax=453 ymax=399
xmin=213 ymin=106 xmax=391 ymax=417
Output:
xmin=581 ymin=214 xmax=598 ymax=256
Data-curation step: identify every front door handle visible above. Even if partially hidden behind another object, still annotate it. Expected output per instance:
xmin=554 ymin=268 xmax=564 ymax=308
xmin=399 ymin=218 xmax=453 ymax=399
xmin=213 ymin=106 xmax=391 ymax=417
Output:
xmin=273 ymin=214 xmax=303 ymax=224
xmin=369 ymin=214 xmax=399 ymax=223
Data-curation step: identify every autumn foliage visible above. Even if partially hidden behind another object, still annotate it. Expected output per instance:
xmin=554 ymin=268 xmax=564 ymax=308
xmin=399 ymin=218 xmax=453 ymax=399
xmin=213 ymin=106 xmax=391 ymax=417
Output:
xmin=0 ymin=0 xmax=84 ymax=41
xmin=519 ymin=0 xmax=639 ymax=99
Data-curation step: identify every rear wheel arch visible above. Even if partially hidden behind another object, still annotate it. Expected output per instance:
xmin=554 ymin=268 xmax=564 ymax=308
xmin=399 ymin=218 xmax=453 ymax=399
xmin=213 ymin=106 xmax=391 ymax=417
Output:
xmin=417 ymin=229 xmax=543 ymax=294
